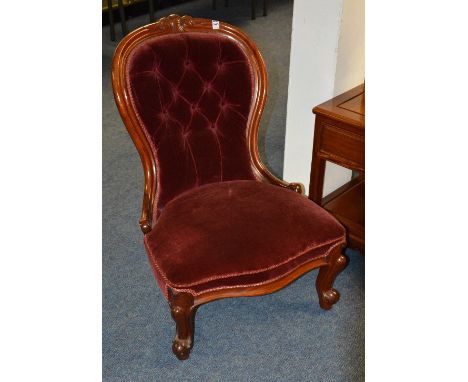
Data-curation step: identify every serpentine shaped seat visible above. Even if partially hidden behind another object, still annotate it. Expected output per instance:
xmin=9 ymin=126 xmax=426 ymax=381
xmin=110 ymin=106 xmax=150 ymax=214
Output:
xmin=112 ymin=14 xmax=348 ymax=360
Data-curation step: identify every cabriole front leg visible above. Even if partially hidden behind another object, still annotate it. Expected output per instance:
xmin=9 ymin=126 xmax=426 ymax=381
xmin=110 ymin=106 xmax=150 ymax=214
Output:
xmin=316 ymin=243 xmax=348 ymax=310
xmin=168 ymin=290 xmax=195 ymax=360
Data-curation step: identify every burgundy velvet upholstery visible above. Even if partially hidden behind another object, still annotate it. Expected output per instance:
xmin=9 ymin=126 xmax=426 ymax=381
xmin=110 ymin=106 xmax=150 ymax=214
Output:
xmin=126 ymin=32 xmax=257 ymax=219
xmin=144 ymin=181 xmax=346 ymax=298
xmin=124 ymin=30 xmax=346 ymax=301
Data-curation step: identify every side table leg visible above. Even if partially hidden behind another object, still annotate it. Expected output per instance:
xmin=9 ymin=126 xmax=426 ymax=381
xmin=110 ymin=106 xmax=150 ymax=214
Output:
xmin=309 ymin=119 xmax=325 ymax=204
xmin=309 ymin=157 xmax=325 ymax=204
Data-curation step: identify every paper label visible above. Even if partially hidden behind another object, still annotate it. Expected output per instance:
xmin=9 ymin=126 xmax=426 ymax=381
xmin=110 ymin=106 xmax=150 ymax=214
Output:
xmin=212 ymin=20 xmax=220 ymax=30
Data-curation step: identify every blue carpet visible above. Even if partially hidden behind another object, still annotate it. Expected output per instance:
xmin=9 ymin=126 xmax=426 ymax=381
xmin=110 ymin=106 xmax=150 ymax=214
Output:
xmin=103 ymin=1 xmax=364 ymax=380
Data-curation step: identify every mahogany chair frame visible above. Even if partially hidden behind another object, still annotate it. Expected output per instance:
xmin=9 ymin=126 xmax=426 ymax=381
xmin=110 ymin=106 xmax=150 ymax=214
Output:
xmin=112 ymin=14 xmax=348 ymax=360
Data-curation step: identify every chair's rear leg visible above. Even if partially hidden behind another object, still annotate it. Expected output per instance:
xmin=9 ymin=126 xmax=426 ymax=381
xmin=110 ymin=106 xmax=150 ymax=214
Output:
xmin=168 ymin=290 xmax=195 ymax=360
xmin=316 ymin=243 xmax=348 ymax=310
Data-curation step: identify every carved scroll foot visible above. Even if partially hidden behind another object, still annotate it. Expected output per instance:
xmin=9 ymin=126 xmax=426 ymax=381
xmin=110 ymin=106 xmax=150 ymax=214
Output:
xmin=316 ymin=244 xmax=348 ymax=310
xmin=168 ymin=290 xmax=195 ymax=360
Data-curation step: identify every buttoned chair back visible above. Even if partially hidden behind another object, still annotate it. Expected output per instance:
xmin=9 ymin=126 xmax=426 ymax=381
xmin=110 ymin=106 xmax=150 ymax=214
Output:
xmin=112 ymin=15 xmax=287 ymax=230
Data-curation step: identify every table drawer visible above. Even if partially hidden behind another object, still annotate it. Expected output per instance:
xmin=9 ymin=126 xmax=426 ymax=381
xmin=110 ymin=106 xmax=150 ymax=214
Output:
xmin=319 ymin=121 xmax=364 ymax=170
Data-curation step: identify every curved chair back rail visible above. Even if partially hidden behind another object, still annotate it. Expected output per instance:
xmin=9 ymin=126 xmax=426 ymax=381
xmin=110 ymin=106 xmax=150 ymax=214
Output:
xmin=112 ymin=14 xmax=297 ymax=233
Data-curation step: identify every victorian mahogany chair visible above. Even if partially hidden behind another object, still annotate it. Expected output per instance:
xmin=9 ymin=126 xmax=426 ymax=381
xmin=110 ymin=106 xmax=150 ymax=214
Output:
xmin=112 ymin=14 xmax=348 ymax=360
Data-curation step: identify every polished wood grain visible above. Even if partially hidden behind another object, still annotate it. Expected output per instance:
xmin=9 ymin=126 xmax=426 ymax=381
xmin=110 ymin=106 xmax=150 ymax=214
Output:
xmin=309 ymin=84 xmax=365 ymax=252
xmin=311 ymin=84 xmax=364 ymax=130
xmin=112 ymin=15 xmax=347 ymax=360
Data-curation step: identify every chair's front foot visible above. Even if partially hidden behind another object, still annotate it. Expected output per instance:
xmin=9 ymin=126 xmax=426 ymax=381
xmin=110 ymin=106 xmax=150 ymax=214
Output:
xmin=319 ymin=288 xmax=341 ymax=310
xmin=316 ymin=244 xmax=348 ymax=310
xmin=168 ymin=290 xmax=195 ymax=360
xmin=172 ymin=335 xmax=191 ymax=360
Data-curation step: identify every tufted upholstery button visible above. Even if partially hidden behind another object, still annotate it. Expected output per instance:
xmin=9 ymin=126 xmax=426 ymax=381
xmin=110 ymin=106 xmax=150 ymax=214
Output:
xmin=160 ymin=110 xmax=169 ymax=121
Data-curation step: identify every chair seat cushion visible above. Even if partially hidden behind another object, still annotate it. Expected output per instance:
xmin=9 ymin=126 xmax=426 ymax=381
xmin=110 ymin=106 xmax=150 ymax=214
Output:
xmin=144 ymin=180 xmax=346 ymax=297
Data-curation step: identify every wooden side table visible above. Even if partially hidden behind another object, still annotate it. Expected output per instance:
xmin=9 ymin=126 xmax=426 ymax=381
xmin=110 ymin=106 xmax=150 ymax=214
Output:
xmin=309 ymin=84 xmax=365 ymax=252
